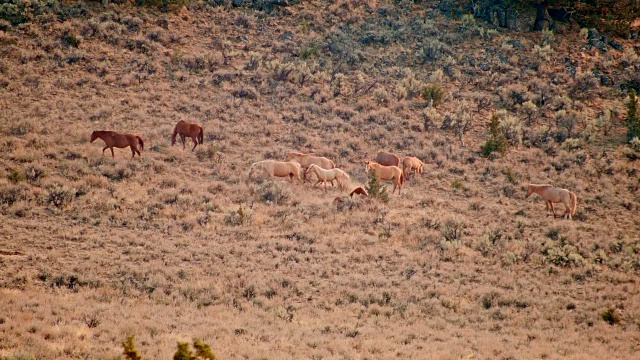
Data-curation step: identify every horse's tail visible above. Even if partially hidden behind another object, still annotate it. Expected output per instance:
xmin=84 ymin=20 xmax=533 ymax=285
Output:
xmin=137 ymin=136 xmax=144 ymax=152
xmin=570 ymin=191 xmax=577 ymax=216
xmin=198 ymin=127 xmax=204 ymax=144
xmin=400 ymin=170 xmax=405 ymax=185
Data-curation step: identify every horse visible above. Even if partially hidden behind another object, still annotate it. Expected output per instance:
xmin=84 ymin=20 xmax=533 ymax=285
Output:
xmin=364 ymin=161 xmax=404 ymax=195
xmin=305 ymin=164 xmax=350 ymax=191
xmin=90 ymin=130 xmax=144 ymax=158
xmin=526 ymin=184 xmax=577 ymax=220
xmin=375 ymin=151 xmax=401 ymax=167
xmin=402 ymin=156 xmax=424 ymax=178
xmin=248 ymin=160 xmax=302 ymax=184
xmin=285 ymin=151 xmax=336 ymax=183
xmin=349 ymin=186 xmax=369 ymax=198
xmin=171 ymin=120 xmax=204 ymax=151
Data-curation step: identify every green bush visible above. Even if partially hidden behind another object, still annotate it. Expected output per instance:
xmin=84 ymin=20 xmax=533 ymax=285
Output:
xmin=0 ymin=0 xmax=86 ymax=26
xmin=625 ymin=90 xmax=640 ymax=143
xmin=421 ymin=84 xmax=444 ymax=106
xmin=7 ymin=168 xmax=25 ymax=184
xmin=122 ymin=335 xmax=142 ymax=360
xmin=173 ymin=339 xmax=216 ymax=360
xmin=365 ymin=171 xmax=389 ymax=203
xmin=480 ymin=114 xmax=508 ymax=158
xmin=600 ymin=308 xmax=621 ymax=325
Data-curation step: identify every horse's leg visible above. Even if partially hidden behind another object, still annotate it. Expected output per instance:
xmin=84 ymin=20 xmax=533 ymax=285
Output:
xmin=102 ymin=146 xmax=108 ymax=156
xmin=549 ymin=202 xmax=557 ymax=217
xmin=564 ymin=201 xmax=571 ymax=220
xmin=191 ymin=136 xmax=198 ymax=151
xmin=110 ymin=147 xmax=115 ymax=158
xmin=181 ymin=135 xmax=186 ymax=150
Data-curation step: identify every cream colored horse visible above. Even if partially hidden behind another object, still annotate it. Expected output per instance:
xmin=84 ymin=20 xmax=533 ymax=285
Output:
xmin=364 ymin=161 xmax=404 ymax=195
xmin=305 ymin=164 xmax=350 ymax=191
xmin=526 ymin=184 xmax=577 ymax=220
xmin=402 ymin=156 xmax=424 ymax=178
xmin=248 ymin=160 xmax=302 ymax=183
xmin=285 ymin=151 xmax=336 ymax=183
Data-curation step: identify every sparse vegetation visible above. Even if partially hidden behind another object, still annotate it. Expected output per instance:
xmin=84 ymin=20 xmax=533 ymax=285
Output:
xmin=0 ymin=1 xmax=638 ymax=359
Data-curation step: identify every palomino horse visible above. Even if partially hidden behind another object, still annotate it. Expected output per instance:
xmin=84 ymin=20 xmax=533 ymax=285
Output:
xmin=90 ymin=130 xmax=144 ymax=158
xmin=375 ymin=151 xmax=401 ymax=167
xmin=172 ymin=120 xmax=204 ymax=151
xmin=364 ymin=161 xmax=404 ymax=195
xmin=526 ymin=184 xmax=577 ymax=220
xmin=402 ymin=156 xmax=424 ymax=178
xmin=285 ymin=151 xmax=336 ymax=183
xmin=248 ymin=160 xmax=302 ymax=184
xmin=305 ymin=164 xmax=350 ymax=191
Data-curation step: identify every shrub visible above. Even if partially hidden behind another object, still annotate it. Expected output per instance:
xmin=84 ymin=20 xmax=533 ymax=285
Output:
xmin=135 ymin=0 xmax=190 ymax=12
xmin=224 ymin=205 xmax=252 ymax=226
xmin=418 ymin=39 xmax=449 ymax=63
xmin=254 ymin=181 xmax=291 ymax=205
xmin=173 ymin=339 xmax=216 ymax=360
xmin=480 ymin=114 xmax=508 ymax=158
xmin=441 ymin=218 xmax=465 ymax=242
xmin=421 ymin=84 xmax=444 ymax=107
xmin=45 ymin=181 xmax=75 ymax=208
xmin=8 ymin=168 xmax=25 ymax=183
xmin=625 ymin=90 xmax=640 ymax=142
xmin=122 ymin=335 xmax=142 ymax=360
xmin=372 ymin=87 xmax=390 ymax=105
xmin=600 ymin=308 xmax=621 ymax=325
xmin=365 ymin=171 xmax=389 ymax=203
xmin=570 ymin=73 xmax=598 ymax=100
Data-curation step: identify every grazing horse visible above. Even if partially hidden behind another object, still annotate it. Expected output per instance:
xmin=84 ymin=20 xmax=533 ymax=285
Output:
xmin=526 ymin=184 xmax=577 ymax=220
xmin=375 ymin=151 xmax=401 ymax=167
xmin=90 ymin=130 xmax=144 ymax=158
xmin=248 ymin=160 xmax=302 ymax=184
xmin=285 ymin=151 xmax=336 ymax=183
xmin=305 ymin=164 xmax=350 ymax=191
xmin=349 ymin=186 xmax=369 ymax=198
xmin=171 ymin=120 xmax=204 ymax=151
xmin=402 ymin=156 xmax=424 ymax=178
xmin=364 ymin=161 xmax=404 ymax=195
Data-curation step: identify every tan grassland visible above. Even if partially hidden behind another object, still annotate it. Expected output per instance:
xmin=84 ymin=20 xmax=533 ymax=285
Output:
xmin=0 ymin=1 xmax=639 ymax=359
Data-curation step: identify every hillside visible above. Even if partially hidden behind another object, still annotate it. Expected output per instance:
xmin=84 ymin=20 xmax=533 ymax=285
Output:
xmin=1 ymin=1 xmax=639 ymax=359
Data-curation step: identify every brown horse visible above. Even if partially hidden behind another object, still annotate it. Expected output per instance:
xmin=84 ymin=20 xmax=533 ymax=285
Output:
xmin=365 ymin=161 xmax=404 ymax=195
xmin=349 ymin=186 xmax=369 ymax=198
xmin=526 ymin=184 xmax=577 ymax=220
xmin=375 ymin=151 xmax=401 ymax=167
xmin=90 ymin=130 xmax=144 ymax=158
xmin=172 ymin=120 xmax=204 ymax=151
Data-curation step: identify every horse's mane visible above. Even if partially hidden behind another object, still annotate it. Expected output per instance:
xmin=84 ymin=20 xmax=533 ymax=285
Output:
xmin=287 ymin=151 xmax=305 ymax=157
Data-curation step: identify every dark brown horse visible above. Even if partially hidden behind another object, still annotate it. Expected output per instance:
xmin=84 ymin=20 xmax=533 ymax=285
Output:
xmin=172 ymin=120 xmax=204 ymax=151
xmin=375 ymin=151 xmax=401 ymax=167
xmin=90 ymin=130 xmax=144 ymax=158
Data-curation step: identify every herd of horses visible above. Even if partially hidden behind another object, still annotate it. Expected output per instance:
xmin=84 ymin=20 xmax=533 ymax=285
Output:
xmin=89 ymin=122 xmax=579 ymax=220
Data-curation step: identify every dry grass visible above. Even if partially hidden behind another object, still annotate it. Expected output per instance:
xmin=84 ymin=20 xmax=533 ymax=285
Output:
xmin=1 ymin=1 xmax=640 ymax=359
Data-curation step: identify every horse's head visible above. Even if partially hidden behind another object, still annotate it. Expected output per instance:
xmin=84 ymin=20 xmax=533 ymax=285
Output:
xmin=525 ymin=184 xmax=533 ymax=198
xmin=89 ymin=131 xmax=98 ymax=143
xmin=364 ymin=161 xmax=371 ymax=173
xmin=285 ymin=152 xmax=301 ymax=161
